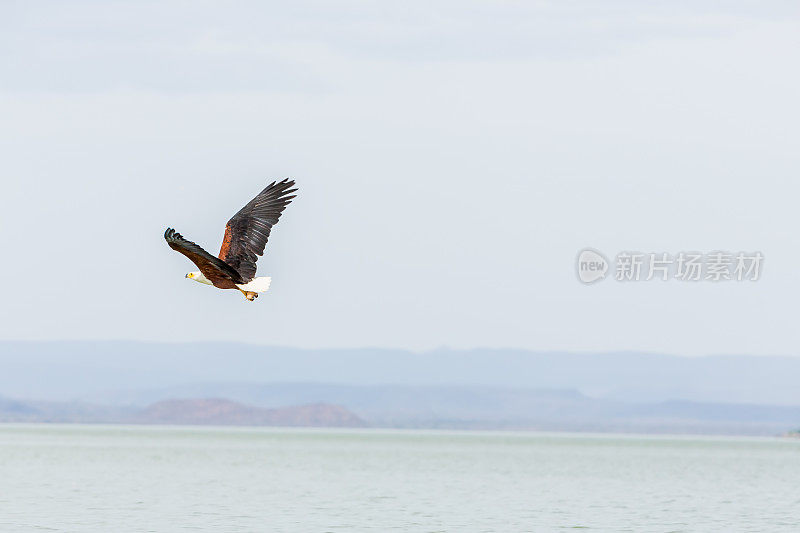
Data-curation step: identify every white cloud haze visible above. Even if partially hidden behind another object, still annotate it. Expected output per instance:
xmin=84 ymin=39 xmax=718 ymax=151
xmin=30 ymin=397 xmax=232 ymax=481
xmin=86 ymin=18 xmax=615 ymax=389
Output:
xmin=1 ymin=1 xmax=798 ymax=355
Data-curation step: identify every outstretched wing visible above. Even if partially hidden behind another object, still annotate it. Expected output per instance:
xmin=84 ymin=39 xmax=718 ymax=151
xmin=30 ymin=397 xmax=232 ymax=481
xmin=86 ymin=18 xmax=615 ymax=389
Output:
xmin=218 ymin=179 xmax=297 ymax=282
xmin=164 ymin=228 xmax=245 ymax=285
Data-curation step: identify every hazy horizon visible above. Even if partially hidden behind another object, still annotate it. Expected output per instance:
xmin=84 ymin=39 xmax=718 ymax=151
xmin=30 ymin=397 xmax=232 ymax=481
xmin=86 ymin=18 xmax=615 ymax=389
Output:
xmin=3 ymin=340 xmax=800 ymax=403
xmin=4 ymin=340 xmax=800 ymax=434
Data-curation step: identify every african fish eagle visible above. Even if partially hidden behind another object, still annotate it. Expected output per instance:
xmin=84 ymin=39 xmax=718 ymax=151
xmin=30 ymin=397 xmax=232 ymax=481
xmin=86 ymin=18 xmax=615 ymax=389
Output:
xmin=165 ymin=179 xmax=297 ymax=301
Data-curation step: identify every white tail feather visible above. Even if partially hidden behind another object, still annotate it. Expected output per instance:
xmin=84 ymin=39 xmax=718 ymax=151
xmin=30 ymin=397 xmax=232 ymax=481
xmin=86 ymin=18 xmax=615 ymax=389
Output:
xmin=236 ymin=276 xmax=272 ymax=293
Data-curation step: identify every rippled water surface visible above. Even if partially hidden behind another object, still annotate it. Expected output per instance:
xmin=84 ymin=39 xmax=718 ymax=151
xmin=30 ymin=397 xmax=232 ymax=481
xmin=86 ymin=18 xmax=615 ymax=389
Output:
xmin=0 ymin=425 xmax=798 ymax=532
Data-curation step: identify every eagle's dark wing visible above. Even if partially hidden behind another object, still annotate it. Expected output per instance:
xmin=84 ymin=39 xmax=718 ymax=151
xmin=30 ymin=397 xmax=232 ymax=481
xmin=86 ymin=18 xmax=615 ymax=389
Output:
xmin=165 ymin=228 xmax=245 ymax=285
xmin=218 ymin=179 xmax=297 ymax=282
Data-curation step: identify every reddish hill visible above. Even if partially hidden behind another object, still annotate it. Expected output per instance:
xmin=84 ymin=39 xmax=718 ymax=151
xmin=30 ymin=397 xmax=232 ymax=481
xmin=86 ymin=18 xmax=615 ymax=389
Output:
xmin=135 ymin=398 xmax=366 ymax=427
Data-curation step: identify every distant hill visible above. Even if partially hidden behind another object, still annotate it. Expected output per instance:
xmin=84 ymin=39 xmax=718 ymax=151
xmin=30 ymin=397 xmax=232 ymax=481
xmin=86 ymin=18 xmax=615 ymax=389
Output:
xmin=1 ymin=387 xmax=798 ymax=434
xmin=90 ymin=383 xmax=800 ymax=435
xmin=0 ymin=396 xmax=364 ymax=428
xmin=1 ymin=341 xmax=799 ymax=406
xmin=135 ymin=399 xmax=365 ymax=427
xmin=0 ymin=396 xmax=38 ymax=416
xmin=1 ymin=341 xmax=800 ymax=435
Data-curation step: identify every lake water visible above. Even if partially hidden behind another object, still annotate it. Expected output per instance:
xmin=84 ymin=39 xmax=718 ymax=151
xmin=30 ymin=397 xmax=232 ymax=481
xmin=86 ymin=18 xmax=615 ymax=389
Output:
xmin=0 ymin=425 xmax=798 ymax=532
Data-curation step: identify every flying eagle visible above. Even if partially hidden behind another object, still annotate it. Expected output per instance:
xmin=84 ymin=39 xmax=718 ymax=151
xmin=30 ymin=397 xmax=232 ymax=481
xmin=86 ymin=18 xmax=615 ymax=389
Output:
xmin=165 ymin=179 xmax=297 ymax=301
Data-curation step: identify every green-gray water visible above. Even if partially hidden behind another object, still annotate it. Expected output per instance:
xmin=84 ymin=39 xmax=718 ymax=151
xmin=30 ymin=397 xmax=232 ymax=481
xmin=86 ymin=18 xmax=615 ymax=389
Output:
xmin=0 ymin=425 xmax=798 ymax=532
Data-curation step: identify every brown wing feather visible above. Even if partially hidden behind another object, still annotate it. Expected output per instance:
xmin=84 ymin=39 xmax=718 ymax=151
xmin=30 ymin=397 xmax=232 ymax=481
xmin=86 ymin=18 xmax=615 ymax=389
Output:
xmin=218 ymin=179 xmax=297 ymax=282
xmin=165 ymin=228 xmax=245 ymax=286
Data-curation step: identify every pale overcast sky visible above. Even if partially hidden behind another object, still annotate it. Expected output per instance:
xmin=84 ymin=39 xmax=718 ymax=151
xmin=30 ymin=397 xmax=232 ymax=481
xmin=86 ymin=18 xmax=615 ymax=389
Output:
xmin=1 ymin=1 xmax=798 ymax=355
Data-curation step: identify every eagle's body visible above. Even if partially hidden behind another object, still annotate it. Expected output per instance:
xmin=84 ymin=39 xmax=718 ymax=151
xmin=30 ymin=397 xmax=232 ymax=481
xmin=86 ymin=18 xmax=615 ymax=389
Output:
xmin=165 ymin=179 xmax=297 ymax=300
xmin=186 ymin=270 xmax=272 ymax=292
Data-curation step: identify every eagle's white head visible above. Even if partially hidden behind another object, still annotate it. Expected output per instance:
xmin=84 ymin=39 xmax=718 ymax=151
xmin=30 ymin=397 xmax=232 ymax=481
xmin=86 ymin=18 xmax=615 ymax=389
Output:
xmin=186 ymin=271 xmax=212 ymax=285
